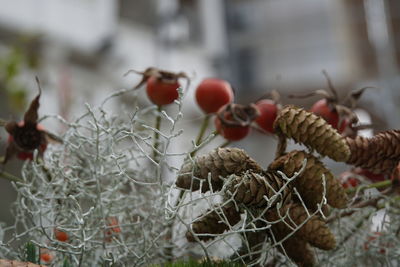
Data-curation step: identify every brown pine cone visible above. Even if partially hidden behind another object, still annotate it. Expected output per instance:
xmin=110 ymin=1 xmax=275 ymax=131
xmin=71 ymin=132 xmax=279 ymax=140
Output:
xmin=225 ymin=171 xmax=291 ymax=208
xmin=274 ymin=106 xmax=350 ymax=162
xmin=269 ymin=150 xmax=348 ymax=209
xmin=267 ymin=203 xmax=336 ymax=250
xmin=276 ymin=237 xmax=316 ymax=267
xmin=176 ymin=147 xmax=262 ymax=192
xmin=235 ymin=222 xmax=269 ymax=264
xmin=346 ymin=130 xmax=400 ymax=175
xmin=186 ymin=203 xmax=241 ymax=242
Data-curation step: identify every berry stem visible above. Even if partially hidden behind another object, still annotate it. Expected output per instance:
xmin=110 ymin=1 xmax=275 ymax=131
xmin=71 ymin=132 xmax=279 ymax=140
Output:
xmin=153 ymin=105 xmax=162 ymax=161
xmin=0 ymin=118 xmax=7 ymax=127
xmin=275 ymin=132 xmax=287 ymax=158
xmin=0 ymin=170 xmax=23 ymax=183
xmin=190 ymin=114 xmax=211 ymax=157
xmin=346 ymin=180 xmax=392 ymax=194
xmin=220 ymin=140 xmax=231 ymax=148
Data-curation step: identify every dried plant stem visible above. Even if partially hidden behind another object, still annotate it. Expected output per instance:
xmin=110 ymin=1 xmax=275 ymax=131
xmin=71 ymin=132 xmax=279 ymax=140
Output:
xmin=327 ymin=195 xmax=386 ymax=224
xmin=153 ymin=105 xmax=162 ymax=161
xmin=0 ymin=118 xmax=7 ymax=127
xmin=346 ymin=180 xmax=392 ymax=194
xmin=275 ymin=132 xmax=287 ymax=158
xmin=0 ymin=171 xmax=23 ymax=183
xmin=220 ymin=140 xmax=231 ymax=148
xmin=190 ymin=114 xmax=211 ymax=158
xmin=337 ymin=211 xmax=373 ymax=247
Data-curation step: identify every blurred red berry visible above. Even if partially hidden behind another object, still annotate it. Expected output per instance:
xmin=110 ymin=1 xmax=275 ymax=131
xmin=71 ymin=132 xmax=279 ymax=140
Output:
xmin=7 ymin=122 xmax=47 ymax=161
xmin=310 ymin=99 xmax=347 ymax=133
xmin=214 ymin=103 xmax=259 ymax=141
xmin=341 ymin=177 xmax=360 ymax=189
xmin=128 ymin=67 xmax=189 ymax=106
xmin=363 ymin=232 xmax=393 ymax=254
xmin=40 ymin=249 xmax=54 ymax=263
xmin=106 ymin=216 xmax=121 ymax=233
xmin=104 ymin=216 xmax=121 ymax=242
xmin=146 ymin=75 xmax=180 ymax=106
xmin=289 ymin=71 xmax=373 ymax=135
xmin=339 ymin=171 xmax=361 ymax=189
xmin=254 ymin=99 xmax=278 ymax=133
xmin=354 ymin=168 xmax=385 ymax=183
xmin=195 ymin=78 xmax=234 ymax=114
xmin=215 ymin=116 xmax=250 ymax=141
xmin=54 ymin=228 xmax=69 ymax=242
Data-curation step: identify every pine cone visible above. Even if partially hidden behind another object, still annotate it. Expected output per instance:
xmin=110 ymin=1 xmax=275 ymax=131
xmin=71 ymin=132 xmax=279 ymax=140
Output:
xmin=267 ymin=203 xmax=336 ymax=250
xmin=225 ymin=171 xmax=291 ymax=208
xmin=274 ymin=106 xmax=350 ymax=162
xmin=176 ymin=147 xmax=262 ymax=192
xmin=276 ymin=237 xmax=316 ymax=267
xmin=186 ymin=203 xmax=241 ymax=242
xmin=269 ymin=150 xmax=348 ymax=209
xmin=346 ymin=130 xmax=400 ymax=174
xmin=235 ymin=220 xmax=269 ymax=264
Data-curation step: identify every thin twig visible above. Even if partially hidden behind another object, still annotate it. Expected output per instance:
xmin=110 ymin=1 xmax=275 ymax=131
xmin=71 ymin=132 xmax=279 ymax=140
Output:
xmin=0 ymin=171 xmax=23 ymax=183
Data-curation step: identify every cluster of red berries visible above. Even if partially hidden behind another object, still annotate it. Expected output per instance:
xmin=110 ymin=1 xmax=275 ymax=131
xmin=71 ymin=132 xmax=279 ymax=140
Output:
xmin=197 ymin=79 xmax=280 ymax=141
xmin=4 ymin=69 xmax=383 ymax=193
xmin=129 ymin=67 xmax=280 ymax=142
xmin=39 ymin=219 xmax=121 ymax=263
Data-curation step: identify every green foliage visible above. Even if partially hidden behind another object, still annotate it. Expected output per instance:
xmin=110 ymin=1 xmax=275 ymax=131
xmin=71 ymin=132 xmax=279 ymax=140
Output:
xmin=63 ymin=257 xmax=73 ymax=267
xmin=24 ymin=241 xmax=38 ymax=264
xmin=0 ymin=46 xmax=34 ymax=112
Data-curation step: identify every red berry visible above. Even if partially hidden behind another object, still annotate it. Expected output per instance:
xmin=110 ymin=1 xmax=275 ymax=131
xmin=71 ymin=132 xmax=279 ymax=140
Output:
xmin=339 ymin=171 xmax=361 ymax=189
xmin=195 ymin=78 xmax=234 ymax=113
xmin=106 ymin=216 xmax=121 ymax=233
xmin=363 ymin=232 xmax=392 ymax=254
xmin=40 ymin=249 xmax=54 ymax=263
xmin=146 ymin=76 xmax=180 ymax=106
xmin=310 ymin=99 xmax=347 ymax=133
xmin=355 ymin=168 xmax=385 ymax=183
xmin=254 ymin=99 xmax=278 ymax=133
xmin=214 ymin=116 xmax=250 ymax=141
xmin=54 ymin=228 xmax=69 ymax=242
xmin=7 ymin=121 xmax=47 ymax=161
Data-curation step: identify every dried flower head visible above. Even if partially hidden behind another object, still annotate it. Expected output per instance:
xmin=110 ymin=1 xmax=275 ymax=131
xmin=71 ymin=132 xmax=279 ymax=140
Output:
xmin=2 ymin=77 xmax=61 ymax=163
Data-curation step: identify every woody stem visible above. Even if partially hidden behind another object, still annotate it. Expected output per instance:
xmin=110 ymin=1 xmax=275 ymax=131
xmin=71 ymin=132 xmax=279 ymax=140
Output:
xmin=220 ymin=140 xmax=231 ymax=148
xmin=346 ymin=180 xmax=392 ymax=194
xmin=190 ymin=114 xmax=211 ymax=158
xmin=0 ymin=170 xmax=23 ymax=183
xmin=153 ymin=105 xmax=162 ymax=161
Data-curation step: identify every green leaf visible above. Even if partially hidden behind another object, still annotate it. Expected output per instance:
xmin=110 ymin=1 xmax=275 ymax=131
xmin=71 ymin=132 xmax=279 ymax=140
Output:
xmin=24 ymin=241 xmax=37 ymax=264
xmin=63 ymin=257 xmax=73 ymax=267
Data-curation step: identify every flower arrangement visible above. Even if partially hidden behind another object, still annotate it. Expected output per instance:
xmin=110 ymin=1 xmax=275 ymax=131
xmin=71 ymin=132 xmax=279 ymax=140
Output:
xmin=0 ymin=68 xmax=399 ymax=266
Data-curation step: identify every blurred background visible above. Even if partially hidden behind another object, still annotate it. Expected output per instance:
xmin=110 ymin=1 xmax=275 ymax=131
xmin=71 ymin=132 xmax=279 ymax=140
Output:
xmin=0 ymin=0 xmax=399 ymax=224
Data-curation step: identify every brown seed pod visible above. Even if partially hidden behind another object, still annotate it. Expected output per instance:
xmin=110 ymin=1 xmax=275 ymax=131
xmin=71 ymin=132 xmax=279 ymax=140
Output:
xmin=269 ymin=150 xmax=348 ymax=209
xmin=346 ymin=130 xmax=400 ymax=175
xmin=124 ymin=67 xmax=190 ymax=90
xmin=216 ymin=103 xmax=260 ymax=128
xmin=275 ymin=236 xmax=316 ymax=267
xmin=225 ymin=171 xmax=291 ymax=208
xmin=235 ymin=221 xmax=269 ymax=264
xmin=2 ymin=78 xmax=62 ymax=164
xmin=267 ymin=203 xmax=336 ymax=251
xmin=273 ymin=105 xmax=351 ymax=162
xmin=186 ymin=203 xmax=241 ymax=242
xmin=176 ymin=147 xmax=262 ymax=192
